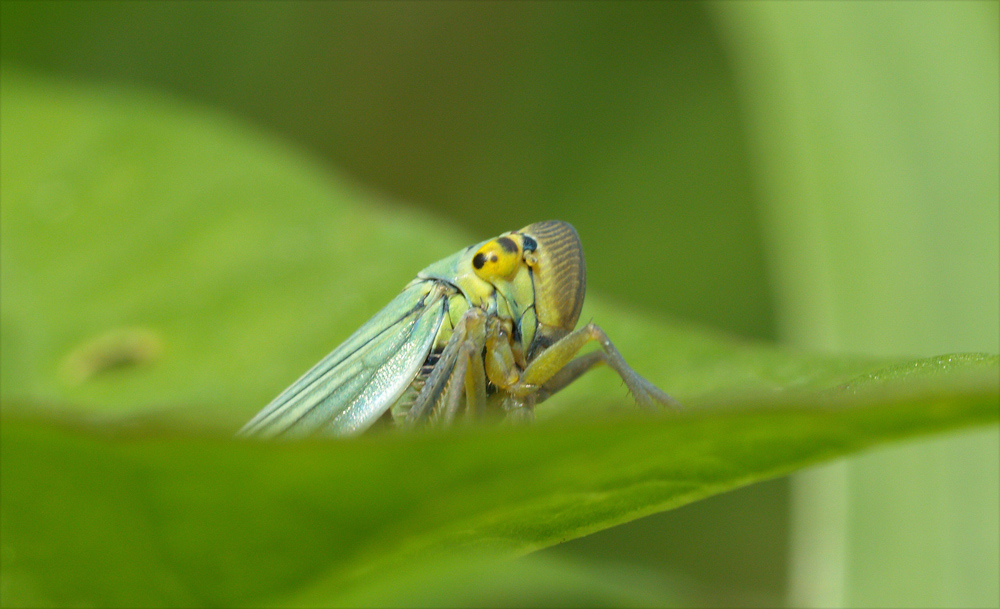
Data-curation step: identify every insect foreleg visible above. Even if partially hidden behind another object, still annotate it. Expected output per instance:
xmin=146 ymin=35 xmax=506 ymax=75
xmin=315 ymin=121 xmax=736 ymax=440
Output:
xmin=513 ymin=323 xmax=678 ymax=409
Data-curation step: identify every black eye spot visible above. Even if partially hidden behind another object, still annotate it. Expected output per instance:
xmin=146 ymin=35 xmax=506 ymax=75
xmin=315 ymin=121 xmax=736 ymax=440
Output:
xmin=496 ymin=236 xmax=518 ymax=253
xmin=473 ymin=253 xmax=487 ymax=269
xmin=522 ymin=235 xmax=537 ymax=252
xmin=489 ymin=253 xmax=498 ymax=263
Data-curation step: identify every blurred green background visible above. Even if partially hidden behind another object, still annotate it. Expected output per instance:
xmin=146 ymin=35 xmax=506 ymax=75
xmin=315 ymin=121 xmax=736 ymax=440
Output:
xmin=2 ymin=1 xmax=997 ymax=607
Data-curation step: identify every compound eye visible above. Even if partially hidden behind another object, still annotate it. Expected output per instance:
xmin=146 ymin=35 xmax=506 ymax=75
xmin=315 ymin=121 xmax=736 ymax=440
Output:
xmin=472 ymin=236 xmax=521 ymax=280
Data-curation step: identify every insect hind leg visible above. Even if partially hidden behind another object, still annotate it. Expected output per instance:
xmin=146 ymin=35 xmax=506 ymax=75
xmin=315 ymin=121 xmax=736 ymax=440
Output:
xmin=515 ymin=323 xmax=678 ymax=409
xmin=534 ymin=350 xmax=606 ymax=404
xmin=406 ymin=307 xmax=488 ymax=426
xmin=441 ymin=334 xmax=488 ymax=424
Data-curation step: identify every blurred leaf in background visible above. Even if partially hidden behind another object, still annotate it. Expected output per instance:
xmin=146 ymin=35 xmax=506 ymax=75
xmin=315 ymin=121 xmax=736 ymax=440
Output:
xmin=1 ymin=1 xmax=998 ymax=608
xmin=0 ymin=0 xmax=775 ymax=341
xmin=712 ymin=3 xmax=999 ymax=607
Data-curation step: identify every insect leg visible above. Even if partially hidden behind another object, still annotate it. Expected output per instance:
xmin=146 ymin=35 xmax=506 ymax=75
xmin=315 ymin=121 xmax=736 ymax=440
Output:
xmin=533 ymin=350 xmax=605 ymax=403
xmin=514 ymin=323 xmax=678 ymax=409
xmin=464 ymin=339 xmax=488 ymax=420
xmin=407 ymin=307 xmax=487 ymax=425
xmin=441 ymin=334 xmax=488 ymax=424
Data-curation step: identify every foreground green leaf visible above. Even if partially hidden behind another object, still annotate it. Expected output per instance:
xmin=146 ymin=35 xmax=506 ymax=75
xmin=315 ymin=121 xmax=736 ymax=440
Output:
xmin=3 ymin=367 xmax=997 ymax=607
xmin=1 ymin=69 xmax=997 ymax=607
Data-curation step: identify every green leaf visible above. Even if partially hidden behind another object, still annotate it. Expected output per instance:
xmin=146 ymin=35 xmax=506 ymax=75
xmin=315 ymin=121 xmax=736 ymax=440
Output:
xmin=2 ymin=68 xmax=997 ymax=607
xmin=711 ymin=4 xmax=999 ymax=607
xmin=3 ymin=369 xmax=997 ymax=608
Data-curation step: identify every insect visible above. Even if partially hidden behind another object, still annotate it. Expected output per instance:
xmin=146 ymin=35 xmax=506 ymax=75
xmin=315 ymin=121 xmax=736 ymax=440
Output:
xmin=238 ymin=220 xmax=676 ymax=438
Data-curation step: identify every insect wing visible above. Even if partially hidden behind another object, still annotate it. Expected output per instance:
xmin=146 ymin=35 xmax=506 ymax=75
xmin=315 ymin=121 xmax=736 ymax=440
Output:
xmin=238 ymin=282 xmax=446 ymax=438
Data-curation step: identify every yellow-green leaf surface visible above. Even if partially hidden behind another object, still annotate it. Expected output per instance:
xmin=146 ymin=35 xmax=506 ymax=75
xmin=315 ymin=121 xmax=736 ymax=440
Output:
xmin=1 ymin=69 xmax=997 ymax=608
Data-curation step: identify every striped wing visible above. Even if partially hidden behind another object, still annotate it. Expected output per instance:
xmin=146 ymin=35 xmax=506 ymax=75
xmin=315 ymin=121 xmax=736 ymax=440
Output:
xmin=238 ymin=281 xmax=447 ymax=438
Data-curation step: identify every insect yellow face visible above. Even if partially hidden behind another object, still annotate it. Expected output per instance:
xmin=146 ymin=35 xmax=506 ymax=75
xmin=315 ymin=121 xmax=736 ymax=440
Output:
xmin=471 ymin=235 xmax=522 ymax=281
xmin=471 ymin=221 xmax=587 ymax=358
